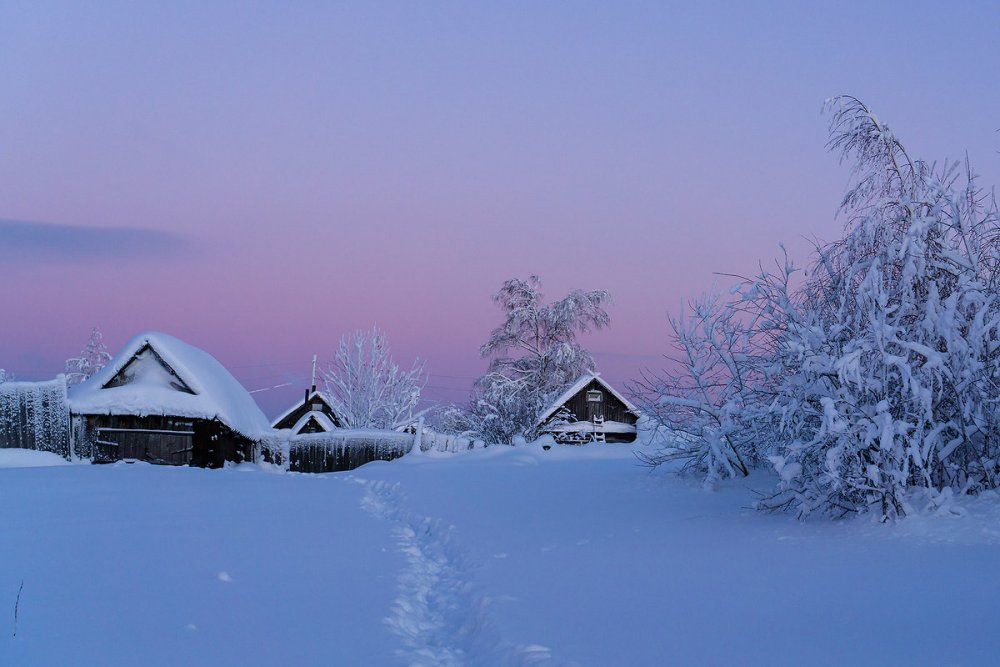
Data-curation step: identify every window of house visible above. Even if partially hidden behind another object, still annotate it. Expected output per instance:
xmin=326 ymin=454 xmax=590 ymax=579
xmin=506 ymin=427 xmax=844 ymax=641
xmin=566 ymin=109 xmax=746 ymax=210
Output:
xmin=587 ymin=390 xmax=604 ymax=402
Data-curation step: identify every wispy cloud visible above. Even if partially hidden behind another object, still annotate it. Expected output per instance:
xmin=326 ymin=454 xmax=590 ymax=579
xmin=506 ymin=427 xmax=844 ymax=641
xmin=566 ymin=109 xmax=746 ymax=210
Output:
xmin=0 ymin=219 xmax=189 ymax=263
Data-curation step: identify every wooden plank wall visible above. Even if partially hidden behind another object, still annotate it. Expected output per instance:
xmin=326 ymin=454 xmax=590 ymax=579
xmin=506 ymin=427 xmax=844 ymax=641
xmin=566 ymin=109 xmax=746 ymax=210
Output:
xmin=561 ymin=379 xmax=637 ymax=425
xmin=96 ymin=429 xmax=194 ymax=465
xmin=87 ymin=415 xmax=199 ymax=465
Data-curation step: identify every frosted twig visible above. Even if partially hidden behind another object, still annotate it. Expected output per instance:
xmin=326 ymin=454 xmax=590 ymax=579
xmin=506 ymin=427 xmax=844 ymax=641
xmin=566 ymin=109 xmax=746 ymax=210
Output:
xmin=13 ymin=580 xmax=23 ymax=638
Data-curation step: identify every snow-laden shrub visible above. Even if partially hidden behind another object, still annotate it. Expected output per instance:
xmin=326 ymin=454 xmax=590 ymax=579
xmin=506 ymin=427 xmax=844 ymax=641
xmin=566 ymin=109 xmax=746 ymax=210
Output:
xmin=638 ymin=97 xmax=1000 ymax=519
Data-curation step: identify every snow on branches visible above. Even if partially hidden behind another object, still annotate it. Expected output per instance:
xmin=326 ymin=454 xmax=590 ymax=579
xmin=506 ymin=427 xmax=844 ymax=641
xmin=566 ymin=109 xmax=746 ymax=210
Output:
xmin=321 ymin=325 xmax=426 ymax=430
xmin=65 ymin=327 xmax=112 ymax=387
xmin=639 ymin=96 xmax=1000 ymax=519
xmin=633 ymin=290 xmax=760 ymax=483
xmin=480 ymin=275 xmax=610 ymax=397
xmin=450 ymin=276 xmax=611 ymax=445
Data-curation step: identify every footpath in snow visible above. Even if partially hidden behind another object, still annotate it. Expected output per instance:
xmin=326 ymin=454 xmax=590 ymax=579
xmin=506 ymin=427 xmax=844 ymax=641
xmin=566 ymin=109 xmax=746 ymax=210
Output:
xmin=3 ymin=444 xmax=1000 ymax=665
xmin=356 ymin=443 xmax=1000 ymax=666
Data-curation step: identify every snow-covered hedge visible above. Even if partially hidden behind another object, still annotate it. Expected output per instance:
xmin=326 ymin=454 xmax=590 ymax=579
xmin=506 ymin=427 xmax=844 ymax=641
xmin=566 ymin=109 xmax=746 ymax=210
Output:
xmin=0 ymin=377 xmax=70 ymax=457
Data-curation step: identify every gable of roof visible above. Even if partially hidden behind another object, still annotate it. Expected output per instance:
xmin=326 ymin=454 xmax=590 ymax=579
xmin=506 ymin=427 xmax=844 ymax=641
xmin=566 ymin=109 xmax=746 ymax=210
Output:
xmin=271 ymin=389 xmax=339 ymax=429
xmin=535 ymin=372 xmax=640 ymax=427
xmin=103 ymin=343 xmax=195 ymax=394
xmin=68 ymin=331 xmax=270 ymax=440
xmin=291 ymin=411 xmax=336 ymax=434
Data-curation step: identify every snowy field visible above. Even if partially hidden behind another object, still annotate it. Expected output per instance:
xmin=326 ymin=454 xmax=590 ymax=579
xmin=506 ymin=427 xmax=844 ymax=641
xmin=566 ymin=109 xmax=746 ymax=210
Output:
xmin=2 ymin=445 xmax=1000 ymax=666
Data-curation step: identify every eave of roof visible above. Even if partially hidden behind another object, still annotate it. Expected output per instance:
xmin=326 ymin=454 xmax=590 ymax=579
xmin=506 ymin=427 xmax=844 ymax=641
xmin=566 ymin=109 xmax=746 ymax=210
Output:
xmin=271 ymin=389 xmax=336 ymax=428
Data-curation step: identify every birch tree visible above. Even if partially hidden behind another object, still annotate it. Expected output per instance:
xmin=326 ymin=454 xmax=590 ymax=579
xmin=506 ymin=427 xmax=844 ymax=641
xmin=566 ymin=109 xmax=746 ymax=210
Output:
xmin=465 ymin=276 xmax=611 ymax=443
xmin=322 ymin=325 xmax=426 ymax=430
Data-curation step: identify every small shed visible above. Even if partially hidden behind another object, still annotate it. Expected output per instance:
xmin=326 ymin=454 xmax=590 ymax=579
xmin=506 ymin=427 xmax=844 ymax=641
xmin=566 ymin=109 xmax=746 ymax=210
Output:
xmin=272 ymin=387 xmax=342 ymax=435
xmin=536 ymin=372 xmax=640 ymax=444
xmin=68 ymin=332 xmax=270 ymax=466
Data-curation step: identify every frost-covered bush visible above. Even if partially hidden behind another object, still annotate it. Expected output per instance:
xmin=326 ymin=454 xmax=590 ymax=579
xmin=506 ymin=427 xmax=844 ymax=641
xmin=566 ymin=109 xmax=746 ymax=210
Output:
xmin=639 ymin=97 xmax=1000 ymax=519
xmin=466 ymin=372 xmax=546 ymax=445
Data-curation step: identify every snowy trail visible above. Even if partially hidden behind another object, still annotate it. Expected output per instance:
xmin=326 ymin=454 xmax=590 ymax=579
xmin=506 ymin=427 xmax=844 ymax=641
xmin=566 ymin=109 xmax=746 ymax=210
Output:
xmin=359 ymin=479 xmax=563 ymax=667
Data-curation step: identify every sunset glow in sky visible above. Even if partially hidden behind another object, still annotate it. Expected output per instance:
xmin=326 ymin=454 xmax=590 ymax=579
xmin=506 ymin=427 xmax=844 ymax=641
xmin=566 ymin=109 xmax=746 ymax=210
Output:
xmin=2 ymin=2 xmax=999 ymax=415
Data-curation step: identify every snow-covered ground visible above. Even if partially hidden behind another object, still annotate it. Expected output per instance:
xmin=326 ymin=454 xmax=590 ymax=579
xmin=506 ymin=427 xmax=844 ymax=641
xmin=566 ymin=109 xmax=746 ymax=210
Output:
xmin=0 ymin=448 xmax=72 ymax=468
xmin=2 ymin=444 xmax=1000 ymax=666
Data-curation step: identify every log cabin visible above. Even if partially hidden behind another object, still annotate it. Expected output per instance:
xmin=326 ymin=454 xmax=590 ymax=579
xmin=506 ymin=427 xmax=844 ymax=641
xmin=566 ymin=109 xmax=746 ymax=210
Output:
xmin=536 ymin=372 xmax=640 ymax=444
xmin=67 ymin=332 xmax=270 ymax=467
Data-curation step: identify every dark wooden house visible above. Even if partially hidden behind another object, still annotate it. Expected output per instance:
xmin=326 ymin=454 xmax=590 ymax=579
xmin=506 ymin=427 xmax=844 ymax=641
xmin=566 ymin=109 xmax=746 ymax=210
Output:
xmin=67 ymin=332 xmax=270 ymax=467
xmin=536 ymin=373 xmax=641 ymax=444
xmin=271 ymin=387 xmax=341 ymax=434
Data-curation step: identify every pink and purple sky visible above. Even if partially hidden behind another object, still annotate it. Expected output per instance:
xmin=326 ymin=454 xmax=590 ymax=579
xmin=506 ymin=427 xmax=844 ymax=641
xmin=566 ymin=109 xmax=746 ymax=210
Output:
xmin=2 ymin=2 xmax=999 ymax=416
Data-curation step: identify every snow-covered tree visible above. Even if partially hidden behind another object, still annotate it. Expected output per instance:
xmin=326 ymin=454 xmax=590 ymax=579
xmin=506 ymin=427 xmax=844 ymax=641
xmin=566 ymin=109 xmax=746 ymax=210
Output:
xmin=65 ymin=327 xmax=112 ymax=386
xmin=759 ymin=97 xmax=1000 ymax=519
xmin=0 ymin=369 xmax=7 ymax=384
xmin=639 ymin=96 xmax=1000 ymax=519
xmin=460 ymin=276 xmax=611 ymax=444
xmin=322 ymin=325 xmax=426 ymax=430
xmin=633 ymin=290 xmax=761 ymax=483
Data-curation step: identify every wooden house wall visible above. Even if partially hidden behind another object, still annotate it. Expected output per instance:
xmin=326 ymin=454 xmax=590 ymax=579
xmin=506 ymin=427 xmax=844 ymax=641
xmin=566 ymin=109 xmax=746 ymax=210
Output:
xmin=85 ymin=415 xmax=193 ymax=464
xmin=190 ymin=420 xmax=253 ymax=468
xmin=81 ymin=414 xmax=252 ymax=467
xmin=559 ymin=379 xmax=637 ymax=425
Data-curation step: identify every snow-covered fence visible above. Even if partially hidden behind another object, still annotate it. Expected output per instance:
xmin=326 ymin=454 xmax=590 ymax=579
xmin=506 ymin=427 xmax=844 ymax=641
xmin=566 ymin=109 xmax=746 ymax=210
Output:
xmin=0 ymin=377 xmax=70 ymax=456
xmin=258 ymin=428 xmax=476 ymax=473
xmin=289 ymin=431 xmax=411 ymax=473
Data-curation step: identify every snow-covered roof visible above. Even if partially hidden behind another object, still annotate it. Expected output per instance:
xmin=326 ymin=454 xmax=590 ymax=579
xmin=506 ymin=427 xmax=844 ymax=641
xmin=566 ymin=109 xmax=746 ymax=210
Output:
xmin=535 ymin=372 xmax=641 ymax=427
xmin=544 ymin=420 xmax=637 ymax=434
xmin=291 ymin=411 xmax=336 ymax=434
xmin=271 ymin=389 xmax=336 ymax=429
xmin=68 ymin=331 xmax=270 ymax=440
